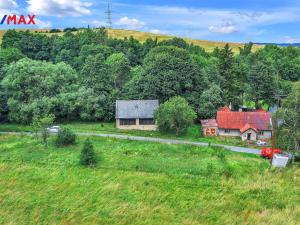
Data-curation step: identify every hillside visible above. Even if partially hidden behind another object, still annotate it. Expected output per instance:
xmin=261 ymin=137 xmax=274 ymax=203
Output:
xmin=106 ymin=29 xmax=263 ymax=53
xmin=0 ymin=134 xmax=299 ymax=224
xmin=0 ymin=28 xmax=262 ymax=53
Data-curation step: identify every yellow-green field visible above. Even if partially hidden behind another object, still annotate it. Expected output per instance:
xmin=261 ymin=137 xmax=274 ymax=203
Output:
xmin=0 ymin=28 xmax=263 ymax=53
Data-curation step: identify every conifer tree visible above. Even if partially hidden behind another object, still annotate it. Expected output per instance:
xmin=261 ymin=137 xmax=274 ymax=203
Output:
xmin=80 ymin=139 xmax=97 ymax=166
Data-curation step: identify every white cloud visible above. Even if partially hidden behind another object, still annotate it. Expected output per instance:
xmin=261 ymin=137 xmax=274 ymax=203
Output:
xmin=0 ymin=0 xmax=18 ymax=9
xmin=149 ymin=29 xmax=164 ymax=34
xmin=27 ymin=0 xmax=92 ymax=17
xmin=121 ymin=4 xmax=300 ymax=39
xmin=35 ymin=19 xmax=52 ymax=28
xmin=117 ymin=17 xmax=145 ymax=29
xmin=283 ymin=36 xmax=299 ymax=44
xmin=91 ymin=20 xmax=106 ymax=27
xmin=208 ymin=22 xmax=238 ymax=34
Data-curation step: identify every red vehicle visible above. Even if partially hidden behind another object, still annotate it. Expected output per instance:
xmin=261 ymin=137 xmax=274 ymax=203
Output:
xmin=261 ymin=148 xmax=282 ymax=159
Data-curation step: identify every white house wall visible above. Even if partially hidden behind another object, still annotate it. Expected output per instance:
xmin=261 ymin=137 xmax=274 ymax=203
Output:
xmin=258 ymin=131 xmax=272 ymax=140
xmin=218 ymin=129 xmax=240 ymax=137
xmin=241 ymin=129 xmax=257 ymax=141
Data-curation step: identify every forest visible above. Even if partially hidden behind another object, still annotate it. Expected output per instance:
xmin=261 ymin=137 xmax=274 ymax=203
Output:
xmin=0 ymin=28 xmax=299 ymax=124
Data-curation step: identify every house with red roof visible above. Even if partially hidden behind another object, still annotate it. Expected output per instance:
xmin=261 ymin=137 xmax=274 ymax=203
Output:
xmin=216 ymin=106 xmax=273 ymax=141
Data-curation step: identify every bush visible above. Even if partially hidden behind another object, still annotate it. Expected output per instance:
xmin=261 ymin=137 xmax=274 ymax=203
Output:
xmin=55 ymin=128 xmax=76 ymax=147
xmin=154 ymin=96 xmax=196 ymax=136
xmin=31 ymin=114 xmax=55 ymax=147
xmin=80 ymin=139 xmax=97 ymax=167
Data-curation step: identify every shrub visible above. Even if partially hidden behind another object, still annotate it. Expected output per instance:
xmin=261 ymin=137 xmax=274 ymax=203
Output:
xmin=55 ymin=128 xmax=76 ymax=147
xmin=31 ymin=114 xmax=55 ymax=147
xmin=213 ymin=146 xmax=226 ymax=162
xmin=80 ymin=139 xmax=97 ymax=167
xmin=154 ymin=96 xmax=197 ymax=136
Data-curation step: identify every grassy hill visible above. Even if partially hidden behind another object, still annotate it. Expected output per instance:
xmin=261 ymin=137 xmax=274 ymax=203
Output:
xmin=0 ymin=28 xmax=263 ymax=53
xmin=0 ymin=134 xmax=299 ymax=224
xmin=106 ymin=28 xmax=263 ymax=53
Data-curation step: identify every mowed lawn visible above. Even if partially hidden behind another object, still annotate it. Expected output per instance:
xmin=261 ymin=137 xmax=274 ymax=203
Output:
xmin=0 ymin=134 xmax=299 ymax=225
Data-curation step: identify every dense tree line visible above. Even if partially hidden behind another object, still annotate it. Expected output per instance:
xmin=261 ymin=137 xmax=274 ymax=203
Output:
xmin=0 ymin=28 xmax=299 ymax=124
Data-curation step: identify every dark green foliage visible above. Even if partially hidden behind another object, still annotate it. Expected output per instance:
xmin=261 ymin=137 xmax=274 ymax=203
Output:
xmin=134 ymin=46 xmax=204 ymax=111
xmin=1 ymin=29 xmax=300 ymax=123
xmin=80 ymin=139 xmax=97 ymax=166
xmin=239 ymin=42 xmax=253 ymax=56
xmin=199 ymin=84 xmax=223 ymax=119
xmin=1 ymin=58 xmax=79 ymax=123
xmin=278 ymin=82 xmax=300 ymax=161
xmin=246 ymin=57 xmax=277 ymax=108
xmin=55 ymin=128 xmax=77 ymax=147
xmin=78 ymin=54 xmax=115 ymax=121
xmin=63 ymin=27 xmax=78 ymax=32
xmin=49 ymin=29 xmax=61 ymax=33
xmin=105 ymin=53 xmax=131 ymax=89
xmin=154 ymin=96 xmax=197 ymax=136
xmin=218 ymin=44 xmax=239 ymax=107
xmin=159 ymin=37 xmax=189 ymax=49
xmin=31 ymin=114 xmax=55 ymax=147
xmin=0 ymin=48 xmax=25 ymax=69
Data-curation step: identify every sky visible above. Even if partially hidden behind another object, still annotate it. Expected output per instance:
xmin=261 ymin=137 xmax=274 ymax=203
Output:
xmin=1 ymin=0 xmax=300 ymax=43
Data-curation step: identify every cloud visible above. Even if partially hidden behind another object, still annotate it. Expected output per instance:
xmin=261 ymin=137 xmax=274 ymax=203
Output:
xmin=149 ymin=29 xmax=164 ymax=34
xmin=0 ymin=0 xmax=18 ymax=9
xmin=117 ymin=17 xmax=145 ymax=29
xmin=119 ymin=3 xmax=300 ymax=39
xmin=208 ymin=22 xmax=238 ymax=34
xmin=283 ymin=36 xmax=299 ymax=44
xmin=27 ymin=0 xmax=92 ymax=17
xmin=91 ymin=20 xmax=106 ymax=27
xmin=35 ymin=19 xmax=52 ymax=28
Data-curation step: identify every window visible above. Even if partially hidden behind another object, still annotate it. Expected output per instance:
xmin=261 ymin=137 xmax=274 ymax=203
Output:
xmin=225 ymin=129 xmax=231 ymax=133
xmin=139 ymin=118 xmax=155 ymax=125
xmin=120 ymin=119 xmax=136 ymax=125
xmin=205 ymin=128 xmax=216 ymax=136
xmin=258 ymin=131 xmax=264 ymax=136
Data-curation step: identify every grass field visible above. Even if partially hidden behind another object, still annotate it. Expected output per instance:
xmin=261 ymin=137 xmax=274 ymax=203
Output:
xmin=0 ymin=134 xmax=299 ymax=224
xmin=0 ymin=28 xmax=263 ymax=53
xmin=0 ymin=122 xmax=255 ymax=148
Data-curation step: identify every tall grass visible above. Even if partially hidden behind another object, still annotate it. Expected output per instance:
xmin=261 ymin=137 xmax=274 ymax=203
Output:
xmin=0 ymin=134 xmax=299 ymax=224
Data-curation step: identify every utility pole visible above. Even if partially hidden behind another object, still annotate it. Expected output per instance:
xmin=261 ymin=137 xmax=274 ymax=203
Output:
xmin=105 ymin=0 xmax=112 ymax=29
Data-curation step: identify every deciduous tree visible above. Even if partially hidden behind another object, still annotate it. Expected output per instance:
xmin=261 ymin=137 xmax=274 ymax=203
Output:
xmin=154 ymin=96 xmax=196 ymax=136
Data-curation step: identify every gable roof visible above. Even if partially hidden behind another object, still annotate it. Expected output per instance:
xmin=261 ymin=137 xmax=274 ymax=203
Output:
xmin=200 ymin=119 xmax=218 ymax=127
xmin=116 ymin=100 xmax=159 ymax=119
xmin=217 ymin=108 xmax=272 ymax=131
xmin=240 ymin=123 xmax=258 ymax=133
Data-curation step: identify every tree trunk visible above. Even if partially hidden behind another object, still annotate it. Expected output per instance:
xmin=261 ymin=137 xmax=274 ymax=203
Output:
xmin=255 ymin=99 xmax=259 ymax=109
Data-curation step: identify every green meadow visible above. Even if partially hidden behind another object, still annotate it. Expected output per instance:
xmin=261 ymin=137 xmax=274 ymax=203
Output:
xmin=0 ymin=122 xmax=253 ymax=148
xmin=0 ymin=134 xmax=299 ymax=225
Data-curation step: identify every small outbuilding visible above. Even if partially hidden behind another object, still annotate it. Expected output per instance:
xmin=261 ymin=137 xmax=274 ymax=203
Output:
xmin=200 ymin=119 xmax=218 ymax=136
xmin=115 ymin=100 xmax=159 ymax=131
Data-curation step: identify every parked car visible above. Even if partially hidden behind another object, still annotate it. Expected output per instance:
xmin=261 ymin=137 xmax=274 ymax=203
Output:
xmin=47 ymin=126 xmax=61 ymax=133
xmin=257 ymin=140 xmax=267 ymax=146
xmin=261 ymin=148 xmax=282 ymax=159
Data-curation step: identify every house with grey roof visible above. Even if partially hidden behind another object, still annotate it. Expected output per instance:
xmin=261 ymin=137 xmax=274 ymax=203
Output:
xmin=115 ymin=100 xmax=159 ymax=130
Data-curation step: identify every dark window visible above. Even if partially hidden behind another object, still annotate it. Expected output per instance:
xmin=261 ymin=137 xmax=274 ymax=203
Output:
xmin=139 ymin=118 xmax=155 ymax=125
xmin=225 ymin=129 xmax=231 ymax=133
xmin=120 ymin=119 xmax=136 ymax=125
xmin=258 ymin=131 xmax=264 ymax=136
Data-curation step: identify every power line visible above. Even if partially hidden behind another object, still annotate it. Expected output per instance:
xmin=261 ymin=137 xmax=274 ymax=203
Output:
xmin=105 ymin=0 xmax=112 ymax=28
